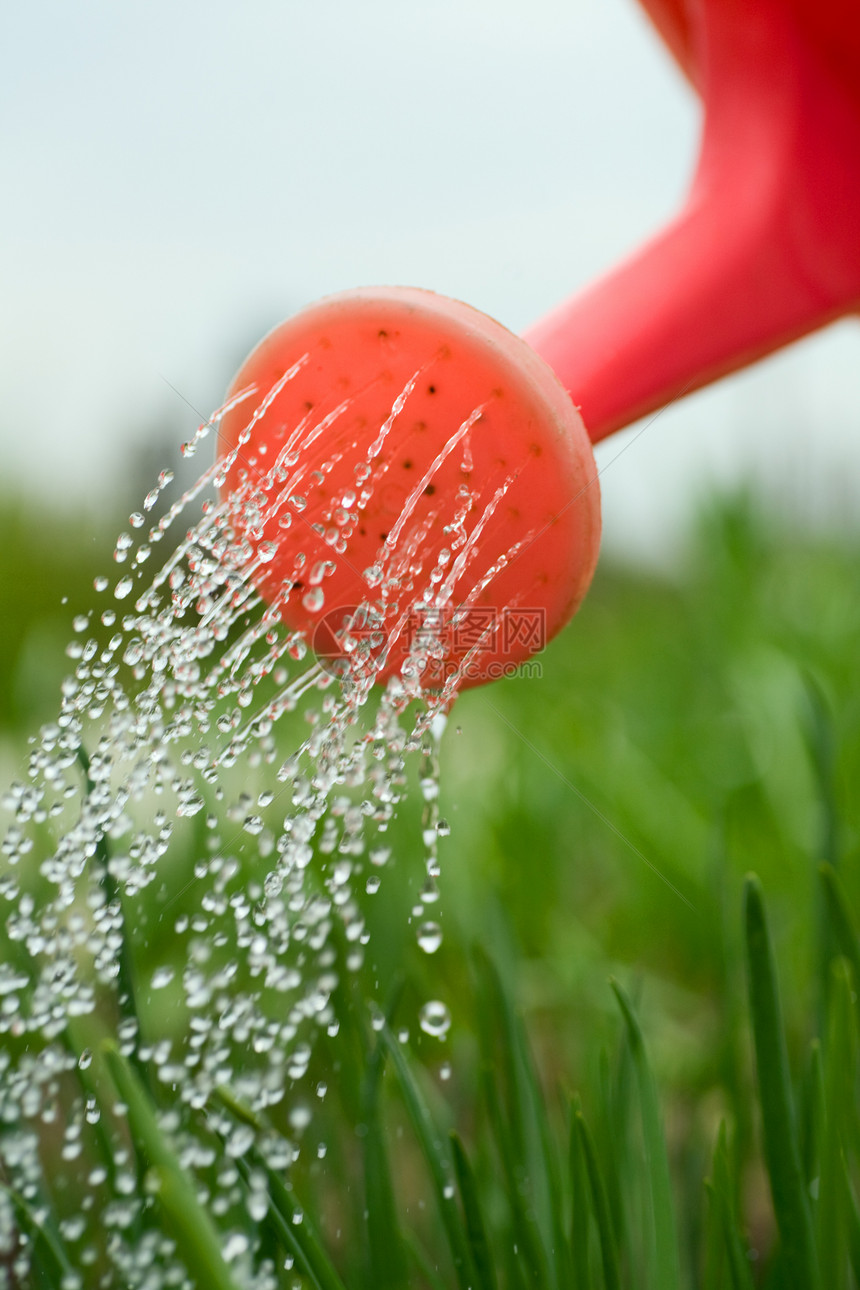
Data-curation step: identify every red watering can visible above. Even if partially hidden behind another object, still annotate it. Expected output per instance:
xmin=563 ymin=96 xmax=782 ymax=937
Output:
xmin=526 ymin=0 xmax=860 ymax=441
xmin=218 ymin=0 xmax=860 ymax=688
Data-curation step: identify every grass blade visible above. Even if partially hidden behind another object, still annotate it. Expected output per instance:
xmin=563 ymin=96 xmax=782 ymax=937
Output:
xmin=842 ymin=1155 xmax=860 ymax=1288
xmin=102 ymin=1043 xmax=241 ymax=1290
xmin=801 ymin=673 xmax=839 ymax=872
xmin=379 ymin=1025 xmax=475 ymax=1290
xmin=706 ymin=1123 xmax=754 ymax=1290
xmin=575 ymin=1109 xmax=621 ymax=1290
xmin=1 ymin=1184 xmax=75 ymax=1282
xmin=362 ymin=1019 xmax=409 ymax=1287
xmin=451 ymin=1131 xmax=498 ymax=1290
xmin=236 ymin=1157 xmax=347 ymax=1290
xmin=568 ymin=1096 xmax=591 ymax=1290
xmin=405 ymin=1232 xmax=451 ymax=1290
xmin=520 ymin=1053 xmax=572 ymax=1290
xmin=597 ymin=1043 xmax=631 ymax=1270
xmin=77 ymin=747 xmax=143 ymax=1055
xmin=819 ymin=864 xmax=860 ymax=996
xmin=611 ymin=978 xmax=681 ymax=1290
xmin=816 ymin=958 xmax=856 ymax=1289
xmin=799 ymin=1040 xmax=824 ymax=1190
xmin=743 ymin=874 xmax=820 ymax=1289
xmin=211 ymin=1089 xmax=347 ymax=1290
xmin=146 ymin=1165 xmax=244 ymax=1290
xmin=472 ymin=947 xmax=551 ymax=1288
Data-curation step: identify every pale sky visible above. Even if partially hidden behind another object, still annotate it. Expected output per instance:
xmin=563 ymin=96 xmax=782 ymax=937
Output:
xmin=2 ymin=0 xmax=858 ymax=559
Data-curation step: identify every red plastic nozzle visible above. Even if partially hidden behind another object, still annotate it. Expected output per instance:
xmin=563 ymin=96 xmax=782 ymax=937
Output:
xmin=217 ymin=288 xmax=600 ymax=691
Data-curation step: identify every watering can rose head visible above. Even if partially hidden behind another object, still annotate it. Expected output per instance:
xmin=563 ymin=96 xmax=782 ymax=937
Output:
xmin=217 ymin=287 xmax=600 ymax=691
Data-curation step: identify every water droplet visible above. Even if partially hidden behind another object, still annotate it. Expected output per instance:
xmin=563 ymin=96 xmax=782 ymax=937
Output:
xmin=177 ymin=792 xmax=205 ymax=818
xmin=302 ymin=587 xmax=324 ymax=613
xmin=419 ymin=1000 xmax=451 ymax=1039
xmin=417 ymin=921 xmax=443 ymax=954
xmin=223 ymin=1231 xmax=249 ymax=1262
xmin=226 ymin=1125 xmax=255 ymax=1158
xmin=248 ymin=1190 xmax=269 ymax=1222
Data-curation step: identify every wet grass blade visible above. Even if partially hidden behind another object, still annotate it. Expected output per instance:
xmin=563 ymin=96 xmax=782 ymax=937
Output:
xmin=2 ymin=1184 xmax=75 ymax=1284
xmin=78 ymin=745 xmax=150 ymax=1091
xmin=743 ymin=874 xmax=820 ymax=1289
xmin=101 ymin=1043 xmax=241 ymax=1290
xmin=568 ymin=1096 xmax=591 ymax=1290
xmin=701 ymin=1180 xmax=724 ymax=1290
xmin=819 ymin=864 xmax=860 ymax=996
xmin=472 ymin=946 xmax=551 ymax=1288
xmin=479 ymin=1052 xmax=547 ymax=1288
xmin=575 ymin=1109 xmax=621 ymax=1290
xmin=236 ymin=1157 xmax=347 ymax=1290
xmin=405 ymin=1233 xmax=450 ymax=1290
xmin=362 ymin=1007 xmax=409 ymax=1288
xmin=520 ymin=1048 xmax=572 ymax=1289
xmin=379 ymin=1024 xmax=475 ymax=1290
xmin=799 ymin=1040 xmax=824 ymax=1190
xmin=451 ymin=1131 xmax=498 ymax=1290
xmin=147 ymin=1165 xmax=245 ymax=1290
xmin=596 ymin=1044 xmax=630 ymax=1271
xmin=211 ymin=1088 xmax=347 ymax=1290
xmin=802 ymin=673 xmax=840 ymax=871
xmin=362 ymin=1118 xmax=408 ymax=1287
xmin=817 ymin=958 xmax=856 ymax=1289
xmin=64 ymin=1025 xmax=119 ymax=1189
xmin=611 ymin=978 xmax=680 ymax=1290
xmin=842 ymin=1155 xmax=860 ymax=1288
xmin=213 ymin=1082 xmax=265 ymax=1130
xmin=496 ymin=989 xmax=571 ymax=1289
xmin=705 ymin=1123 xmax=754 ymax=1290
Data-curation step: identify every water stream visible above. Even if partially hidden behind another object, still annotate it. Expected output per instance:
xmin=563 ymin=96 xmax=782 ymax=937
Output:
xmin=0 ymin=368 xmax=510 ymax=1287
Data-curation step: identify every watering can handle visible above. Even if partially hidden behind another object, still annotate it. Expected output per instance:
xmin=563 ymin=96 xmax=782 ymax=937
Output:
xmin=523 ymin=0 xmax=860 ymax=443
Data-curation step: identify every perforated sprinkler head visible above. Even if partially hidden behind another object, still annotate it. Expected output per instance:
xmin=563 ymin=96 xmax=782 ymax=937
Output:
xmin=217 ymin=287 xmax=600 ymax=692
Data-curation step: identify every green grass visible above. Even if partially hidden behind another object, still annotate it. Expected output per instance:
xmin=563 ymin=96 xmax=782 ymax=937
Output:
xmin=2 ymin=486 xmax=860 ymax=1287
xmin=17 ymin=867 xmax=860 ymax=1288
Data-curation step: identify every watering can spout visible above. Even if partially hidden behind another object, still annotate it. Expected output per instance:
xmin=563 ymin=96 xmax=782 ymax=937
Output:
xmin=524 ymin=0 xmax=860 ymax=444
